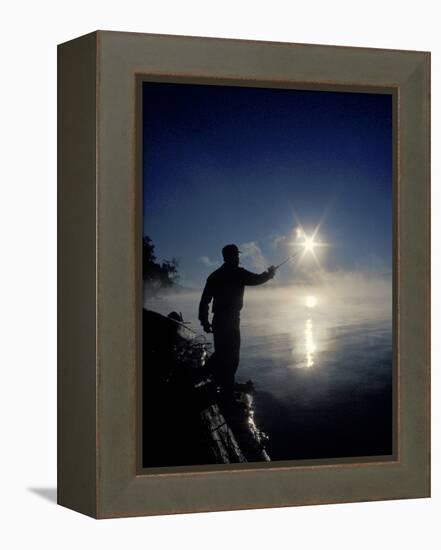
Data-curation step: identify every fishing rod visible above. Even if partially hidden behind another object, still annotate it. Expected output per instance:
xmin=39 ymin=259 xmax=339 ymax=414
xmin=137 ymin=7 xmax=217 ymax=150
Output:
xmin=274 ymin=250 xmax=302 ymax=271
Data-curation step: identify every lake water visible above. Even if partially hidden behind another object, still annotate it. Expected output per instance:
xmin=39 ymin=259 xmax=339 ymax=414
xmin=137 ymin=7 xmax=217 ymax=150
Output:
xmin=145 ymin=279 xmax=393 ymax=461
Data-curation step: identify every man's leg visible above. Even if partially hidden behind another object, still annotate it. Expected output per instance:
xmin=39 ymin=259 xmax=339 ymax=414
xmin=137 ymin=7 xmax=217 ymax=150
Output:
xmin=212 ymin=314 xmax=227 ymax=390
xmin=212 ymin=313 xmax=241 ymax=394
xmin=228 ymin=315 xmax=241 ymax=391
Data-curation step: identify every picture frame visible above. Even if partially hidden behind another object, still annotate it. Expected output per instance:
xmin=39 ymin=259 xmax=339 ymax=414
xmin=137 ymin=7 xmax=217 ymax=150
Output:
xmin=58 ymin=30 xmax=430 ymax=518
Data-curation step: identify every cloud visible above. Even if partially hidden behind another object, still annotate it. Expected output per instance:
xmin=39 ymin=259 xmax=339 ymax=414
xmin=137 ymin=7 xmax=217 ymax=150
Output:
xmin=199 ymin=255 xmax=217 ymax=267
xmin=239 ymin=241 xmax=267 ymax=272
xmin=271 ymin=234 xmax=287 ymax=249
xmin=295 ymin=226 xmax=305 ymax=240
xmin=271 ymin=226 xmax=303 ymax=250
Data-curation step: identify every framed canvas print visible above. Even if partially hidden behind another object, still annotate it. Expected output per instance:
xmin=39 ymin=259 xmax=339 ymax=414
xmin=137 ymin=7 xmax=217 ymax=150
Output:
xmin=58 ymin=31 xmax=430 ymax=518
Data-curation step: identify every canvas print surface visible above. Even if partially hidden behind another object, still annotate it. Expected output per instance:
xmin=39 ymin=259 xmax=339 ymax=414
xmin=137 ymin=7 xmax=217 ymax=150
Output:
xmin=141 ymin=81 xmax=393 ymax=468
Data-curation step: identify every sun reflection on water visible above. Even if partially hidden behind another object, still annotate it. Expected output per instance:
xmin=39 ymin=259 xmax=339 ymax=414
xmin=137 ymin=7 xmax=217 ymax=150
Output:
xmin=304 ymin=318 xmax=316 ymax=367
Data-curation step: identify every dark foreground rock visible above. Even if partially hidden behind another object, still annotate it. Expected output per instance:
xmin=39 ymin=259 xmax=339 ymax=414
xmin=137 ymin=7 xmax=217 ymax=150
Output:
xmin=142 ymin=308 xmax=270 ymax=468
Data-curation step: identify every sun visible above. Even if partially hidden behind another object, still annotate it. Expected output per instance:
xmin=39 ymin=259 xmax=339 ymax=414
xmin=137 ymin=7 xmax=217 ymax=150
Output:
xmin=305 ymin=295 xmax=318 ymax=308
xmin=290 ymin=223 xmax=329 ymax=268
xmin=303 ymin=236 xmax=317 ymax=253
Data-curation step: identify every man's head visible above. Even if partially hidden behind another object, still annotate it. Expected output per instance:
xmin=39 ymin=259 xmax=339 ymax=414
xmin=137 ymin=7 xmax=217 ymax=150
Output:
xmin=222 ymin=244 xmax=240 ymax=267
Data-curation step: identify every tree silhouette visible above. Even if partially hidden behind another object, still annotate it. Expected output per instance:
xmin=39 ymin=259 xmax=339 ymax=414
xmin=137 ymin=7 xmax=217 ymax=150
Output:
xmin=143 ymin=236 xmax=179 ymax=294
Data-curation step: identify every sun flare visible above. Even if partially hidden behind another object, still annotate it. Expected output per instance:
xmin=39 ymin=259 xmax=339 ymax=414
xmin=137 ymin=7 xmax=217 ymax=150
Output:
xmin=290 ymin=222 xmax=329 ymax=269
xmin=303 ymin=236 xmax=317 ymax=253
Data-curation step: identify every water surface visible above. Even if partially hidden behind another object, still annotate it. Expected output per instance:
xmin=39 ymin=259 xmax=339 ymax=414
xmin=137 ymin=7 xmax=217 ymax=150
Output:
xmin=145 ymin=280 xmax=393 ymax=461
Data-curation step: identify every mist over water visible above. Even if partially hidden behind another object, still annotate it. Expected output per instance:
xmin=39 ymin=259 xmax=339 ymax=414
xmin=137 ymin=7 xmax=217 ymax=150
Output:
xmin=145 ymin=272 xmax=393 ymax=461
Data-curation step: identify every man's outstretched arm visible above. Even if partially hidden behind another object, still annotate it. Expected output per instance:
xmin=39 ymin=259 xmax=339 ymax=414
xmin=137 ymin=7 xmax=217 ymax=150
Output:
xmin=198 ymin=279 xmax=214 ymax=332
xmin=241 ymin=266 xmax=276 ymax=286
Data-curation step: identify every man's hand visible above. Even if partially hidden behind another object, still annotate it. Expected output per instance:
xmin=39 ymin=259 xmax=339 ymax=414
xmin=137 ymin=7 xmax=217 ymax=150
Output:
xmin=202 ymin=322 xmax=213 ymax=334
xmin=267 ymin=265 xmax=276 ymax=279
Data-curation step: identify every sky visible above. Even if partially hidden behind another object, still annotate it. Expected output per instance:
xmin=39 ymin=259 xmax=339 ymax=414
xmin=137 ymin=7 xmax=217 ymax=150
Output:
xmin=143 ymin=82 xmax=392 ymax=288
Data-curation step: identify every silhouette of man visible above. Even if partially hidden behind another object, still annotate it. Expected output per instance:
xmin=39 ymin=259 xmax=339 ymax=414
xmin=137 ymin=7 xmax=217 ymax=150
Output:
xmin=198 ymin=244 xmax=276 ymax=394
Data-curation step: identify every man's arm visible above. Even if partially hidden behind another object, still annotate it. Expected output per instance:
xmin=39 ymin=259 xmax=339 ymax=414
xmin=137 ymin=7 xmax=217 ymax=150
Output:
xmin=198 ymin=279 xmax=214 ymax=332
xmin=241 ymin=266 xmax=276 ymax=286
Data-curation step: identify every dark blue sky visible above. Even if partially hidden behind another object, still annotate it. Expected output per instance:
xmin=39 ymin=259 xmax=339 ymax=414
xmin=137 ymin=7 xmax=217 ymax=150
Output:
xmin=143 ymin=82 xmax=392 ymax=287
